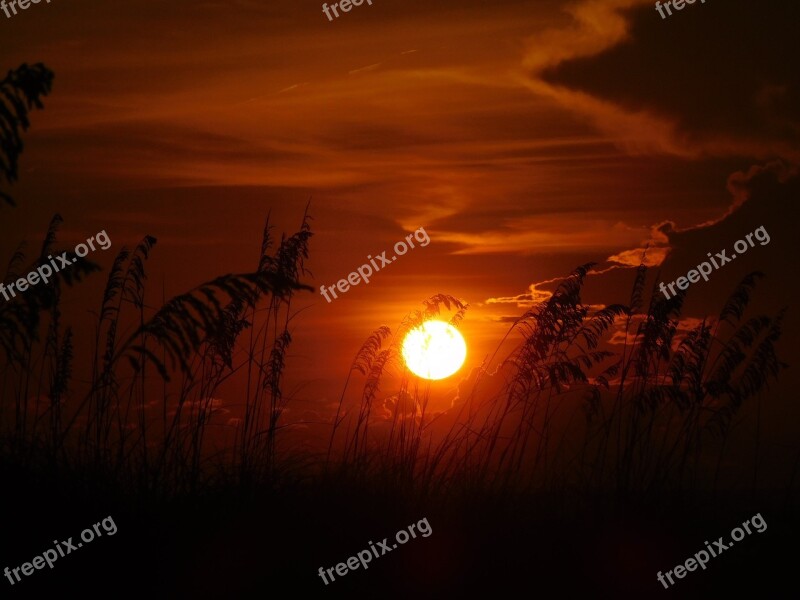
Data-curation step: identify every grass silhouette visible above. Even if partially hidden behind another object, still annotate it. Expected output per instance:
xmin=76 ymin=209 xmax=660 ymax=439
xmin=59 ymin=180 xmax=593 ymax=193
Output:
xmin=0 ymin=202 xmax=788 ymax=517
xmin=0 ymin=63 xmax=53 ymax=208
xmin=322 ymin=263 xmax=787 ymax=508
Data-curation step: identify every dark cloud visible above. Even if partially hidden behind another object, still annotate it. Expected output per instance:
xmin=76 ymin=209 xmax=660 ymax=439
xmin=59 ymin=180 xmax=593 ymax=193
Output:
xmin=492 ymin=161 xmax=799 ymax=328
xmin=657 ymin=162 xmax=798 ymax=294
xmin=540 ymin=0 xmax=800 ymax=159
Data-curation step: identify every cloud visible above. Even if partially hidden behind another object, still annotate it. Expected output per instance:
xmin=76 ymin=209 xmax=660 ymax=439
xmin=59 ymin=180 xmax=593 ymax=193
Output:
xmin=526 ymin=0 xmax=800 ymax=160
xmin=486 ymin=281 xmax=556 ymax=307
xmin=647 ymin=161 xmax=797 ymax=291
xmin=349 ymin=63 xmax=382 ymax=75
xmin=488 ymin=162 xmax=799 ymax=317
xmin=606 ymin=245 xmax=669 ymax=268
xmin=436 ymin=216 xmax=653 ymax=256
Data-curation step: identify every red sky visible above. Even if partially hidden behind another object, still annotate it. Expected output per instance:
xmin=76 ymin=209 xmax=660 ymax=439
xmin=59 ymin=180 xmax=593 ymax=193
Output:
xmin=2 ymin=0 xmax=798 ymax=455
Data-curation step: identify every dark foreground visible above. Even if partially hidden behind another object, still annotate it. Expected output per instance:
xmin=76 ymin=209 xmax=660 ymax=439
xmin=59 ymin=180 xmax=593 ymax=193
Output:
xmin=1 ymin=461 xmax=796 ymax=599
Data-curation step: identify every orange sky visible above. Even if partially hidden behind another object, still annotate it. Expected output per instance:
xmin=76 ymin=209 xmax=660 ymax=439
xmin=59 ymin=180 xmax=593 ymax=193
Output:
xmin=2 ymin=0 xmax=798 ymax=432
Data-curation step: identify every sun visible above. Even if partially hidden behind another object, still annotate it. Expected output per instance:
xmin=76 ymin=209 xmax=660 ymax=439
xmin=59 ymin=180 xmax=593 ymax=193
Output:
xmin=401 ymin=320 xmax=467 ymax=380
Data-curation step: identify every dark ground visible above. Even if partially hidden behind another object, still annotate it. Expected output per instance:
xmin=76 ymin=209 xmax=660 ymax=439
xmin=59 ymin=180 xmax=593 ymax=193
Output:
xmin=1 ymin=460 xmax=796 ymax=599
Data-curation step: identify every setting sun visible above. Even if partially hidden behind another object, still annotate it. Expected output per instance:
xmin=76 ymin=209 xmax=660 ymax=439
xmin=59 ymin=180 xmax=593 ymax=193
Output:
xmin=401 ymin=320 xmax=467 ymax=380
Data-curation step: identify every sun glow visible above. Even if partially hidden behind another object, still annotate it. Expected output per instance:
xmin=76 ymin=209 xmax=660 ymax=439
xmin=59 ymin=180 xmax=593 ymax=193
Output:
xmin=401 ymin=320 xmax=467 ymax=380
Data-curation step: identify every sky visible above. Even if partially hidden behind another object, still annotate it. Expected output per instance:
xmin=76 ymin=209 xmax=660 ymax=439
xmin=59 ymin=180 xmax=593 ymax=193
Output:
xmin=2 ymin=0 xmax=798 ymax=458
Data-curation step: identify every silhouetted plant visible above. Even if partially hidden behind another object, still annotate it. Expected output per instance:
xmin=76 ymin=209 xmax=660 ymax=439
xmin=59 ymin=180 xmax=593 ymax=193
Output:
xmin=0 ymin=214 xmax=98 ymax=462
xmin=0 ymin=63 xmax=54 ymax=208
